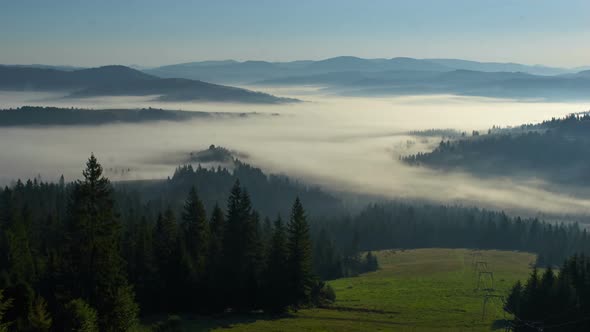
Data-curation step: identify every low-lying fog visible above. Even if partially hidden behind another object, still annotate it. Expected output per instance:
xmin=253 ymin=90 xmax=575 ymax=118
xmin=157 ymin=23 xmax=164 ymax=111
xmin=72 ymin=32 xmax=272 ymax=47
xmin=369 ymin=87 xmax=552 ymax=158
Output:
xmin=1 ymin=89 xmax=590 ymax=217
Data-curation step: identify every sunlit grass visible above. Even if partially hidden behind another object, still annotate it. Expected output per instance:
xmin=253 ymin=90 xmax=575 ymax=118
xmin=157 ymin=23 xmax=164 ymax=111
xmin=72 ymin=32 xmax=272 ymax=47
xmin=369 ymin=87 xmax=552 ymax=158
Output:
xmin=143 ymin=248 xmax=535 ymax=331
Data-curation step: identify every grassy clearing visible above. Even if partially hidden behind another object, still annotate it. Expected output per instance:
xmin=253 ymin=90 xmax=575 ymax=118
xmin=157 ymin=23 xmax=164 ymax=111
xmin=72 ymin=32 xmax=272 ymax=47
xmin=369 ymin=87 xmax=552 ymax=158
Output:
xmin=144 ymin=248 xmax=535 ymax=331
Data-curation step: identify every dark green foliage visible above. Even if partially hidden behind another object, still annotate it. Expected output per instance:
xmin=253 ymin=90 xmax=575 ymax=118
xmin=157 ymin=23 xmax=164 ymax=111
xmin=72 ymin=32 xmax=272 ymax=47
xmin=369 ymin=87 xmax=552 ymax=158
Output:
xmin=365 ymin=251 xmax=379 ymax=272
xmin=28 ymin=296 xmax=52 ymax=331
xmin=7 ymin=150 xmax=590 ymax=329
xmin=319 ymin=202 xmax=588 ymax=267
xmin=222 ymin=182 xmax=264 ymax=311
xmin=124 ymin=217 xmax=155 ymax=312
xmin=2 ymin=283 xmax=34 ymax=331
xmin=153 ymin=209 xmax=181 ymax=312
xmin=63 ymin=299 xmax=99 ymax=332
xmin=286 ymin=198 xmax=314 ymax=307
xmin=313 ymin=229 xmax=344 ymax=280
xmin=206 ymin=204 xmax=225 ymax=312
xmin=122 ymin=160 xmax=343 ymax=221
xmin=310 ymin=280 xmax=336 ymax=307
xmin=403 ymin=113 xmax=590 ymax=186
xmin=506 ymin=254 xmax=590 ymax=331
xmin=181 ymin=187 xmax=209 ymax=298
xmin=263 ymin=217 xmax=289 ymax=313
xmin=62 ymin=155 xmax=138 ymax=331
xmin=0 ymin=290 xmax=12 ymax=332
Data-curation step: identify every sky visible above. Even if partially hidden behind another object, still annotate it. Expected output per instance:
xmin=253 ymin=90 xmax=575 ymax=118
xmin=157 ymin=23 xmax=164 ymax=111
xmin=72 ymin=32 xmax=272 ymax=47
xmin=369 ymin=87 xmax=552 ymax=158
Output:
xmin=1 ymin=0 xmax=589 ymax=67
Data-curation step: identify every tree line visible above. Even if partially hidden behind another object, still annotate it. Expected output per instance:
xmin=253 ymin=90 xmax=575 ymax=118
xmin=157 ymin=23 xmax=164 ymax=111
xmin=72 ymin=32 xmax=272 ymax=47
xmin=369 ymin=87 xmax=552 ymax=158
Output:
xmin=317 ymin=202 xmax=590 ymax=267
xmin=402 ymin=112 xmax=590 ymax=186
xmin=505 ymin=254 xmax=590 ymax=331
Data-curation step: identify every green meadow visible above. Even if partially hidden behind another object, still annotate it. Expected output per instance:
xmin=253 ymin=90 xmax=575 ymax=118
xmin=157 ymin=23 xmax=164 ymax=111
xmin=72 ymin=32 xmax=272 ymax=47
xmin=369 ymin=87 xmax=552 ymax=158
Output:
xmin=146 ymin=248 xmax=535 ymax=331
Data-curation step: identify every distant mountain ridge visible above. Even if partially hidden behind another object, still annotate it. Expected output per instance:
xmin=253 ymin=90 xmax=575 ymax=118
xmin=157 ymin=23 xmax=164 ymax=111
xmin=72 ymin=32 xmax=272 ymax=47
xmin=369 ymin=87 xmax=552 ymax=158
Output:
xmin=0 ymin=65 xmax=298 ymax=104
xmin=145 ymin=56 xmax=583 ymax=85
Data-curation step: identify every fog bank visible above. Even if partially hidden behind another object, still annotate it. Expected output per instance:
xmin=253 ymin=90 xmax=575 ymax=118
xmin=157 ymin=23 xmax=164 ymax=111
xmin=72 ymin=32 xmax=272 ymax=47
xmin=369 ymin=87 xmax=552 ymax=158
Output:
xmin=1 ymin=90 xmax=589 ymax=217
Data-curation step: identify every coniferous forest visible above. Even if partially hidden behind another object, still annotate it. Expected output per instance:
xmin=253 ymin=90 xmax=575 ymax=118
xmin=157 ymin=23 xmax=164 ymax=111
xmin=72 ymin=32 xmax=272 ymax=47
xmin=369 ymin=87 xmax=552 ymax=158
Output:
xmin=0 ymin=155 xmax=374 ymax=331
xmin=505 ymin=254 xmax=590 ymax=331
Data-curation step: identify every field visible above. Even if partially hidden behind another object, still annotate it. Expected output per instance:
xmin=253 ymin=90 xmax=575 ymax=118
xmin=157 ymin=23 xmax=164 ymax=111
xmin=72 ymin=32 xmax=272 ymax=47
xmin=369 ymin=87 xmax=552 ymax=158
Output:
xmin=146 ymin=248 xmax=536 ymax=331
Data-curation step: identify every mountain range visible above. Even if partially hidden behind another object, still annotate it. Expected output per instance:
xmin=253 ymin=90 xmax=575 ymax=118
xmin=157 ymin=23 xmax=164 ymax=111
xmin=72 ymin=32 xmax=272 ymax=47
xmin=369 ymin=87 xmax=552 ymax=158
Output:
xmin=140 ymin=56 xmax=590 ymax=101
xmin=144 ymin=56 xmax=587 ymax=84
xmin=0 ymin=65 xmax=298 ymax=104
xmin=4 ymin=57 xmax=590 ymax=102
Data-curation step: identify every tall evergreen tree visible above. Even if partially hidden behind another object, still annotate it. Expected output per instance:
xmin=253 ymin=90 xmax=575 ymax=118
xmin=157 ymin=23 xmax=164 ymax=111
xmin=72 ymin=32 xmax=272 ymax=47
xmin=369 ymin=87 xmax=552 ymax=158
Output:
xmin=62 ymin=154 xmax=137 ymax=331
xmin=222 ymin=181 xmax=264 ymax=310
xmin=181 ymin=187 xmax=209 ymax=288
xmin=286 ymin=198 xmax=314 ymax=307
xmin=129 ymin=217 xmax=155 ymax=312
xmin=263 ymin=217 xmax=289 ymax=313
xmin=207 ymin=204 xmax=225 ymax=312
xmin=153 ymin=209 xmax=180 ymax=312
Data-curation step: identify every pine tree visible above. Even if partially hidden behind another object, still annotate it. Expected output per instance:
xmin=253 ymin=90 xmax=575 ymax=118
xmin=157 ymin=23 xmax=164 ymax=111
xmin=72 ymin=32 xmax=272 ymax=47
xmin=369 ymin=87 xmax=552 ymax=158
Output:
xmin=182 ymin=187 xmax=209 ymax=287
xmin=207 ymin=203 xmax=225 ymax=312
xmin=263 ymin=217 xmax=289 ymax=313
xmin=365 ymin=251 xmax=379 ymax=272
xmin=209 ymin=203 xmax=225 ymax=265
xmin=131 ymin=217 xmax=155 ymax=312
xmin=3 ymin=205 xmax=36 ymax=284
xmin=242 ymin=203 xmax=264 ymax=309
xmin=222 ymin=180 xmax=244 ymax=309
xmin=63 ymin=154 xmax=137 ymax=331
xmin=222 ymin=181 xmax=264 ymax=310
xmin=153 ymin=209 xmax=180 ymax=311
xmin=286 ymin=198 xmax=313 ymax=307
xmin=504 ymin=281 xmax=522 ymax=316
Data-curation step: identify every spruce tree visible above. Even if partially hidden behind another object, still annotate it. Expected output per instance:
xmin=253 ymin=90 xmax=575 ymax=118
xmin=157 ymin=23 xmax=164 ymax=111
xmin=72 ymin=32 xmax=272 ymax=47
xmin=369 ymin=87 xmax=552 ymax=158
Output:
xmin=222 ymin=180 xmax=244 ymax=309
xmin=182 ymin=187 xmax=209 ymax=287
xmin=207 ymin=204 xmax=225 ymax=311
xmin=131 ymin=217 xmax=155 ymax=312
xmin=63 ymin=154 xmax=137 ymax=331
xmin=286 ymin=198 xmax=313 ymax=307
xmin=222 ymin=181 xmax=264 ymax=310
xmin=263 ymin=217 xmax=289 ymax=313
xmin=153 ymin=209 xmax=180 ymax=311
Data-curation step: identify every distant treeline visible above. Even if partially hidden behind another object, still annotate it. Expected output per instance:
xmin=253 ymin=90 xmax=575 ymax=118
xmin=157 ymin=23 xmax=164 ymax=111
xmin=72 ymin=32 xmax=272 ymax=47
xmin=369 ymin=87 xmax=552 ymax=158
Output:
xmin=0 ymin=106 xmax=254 ymax=126
xmin=402 ymin=113 xmax=590 ymax=185
xmin=117 ymin=160 xmax=344 ymax=221
xmin=319 ymin=202 xmax=590 ymax=267
xmin=405 ymin=128 xmax=464 ymax=138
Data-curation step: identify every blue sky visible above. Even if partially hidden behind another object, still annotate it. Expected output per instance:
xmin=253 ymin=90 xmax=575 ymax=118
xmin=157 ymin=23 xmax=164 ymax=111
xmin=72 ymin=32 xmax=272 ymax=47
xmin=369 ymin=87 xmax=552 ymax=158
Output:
xmin=1 ymin=0 xmax=589 ymax=67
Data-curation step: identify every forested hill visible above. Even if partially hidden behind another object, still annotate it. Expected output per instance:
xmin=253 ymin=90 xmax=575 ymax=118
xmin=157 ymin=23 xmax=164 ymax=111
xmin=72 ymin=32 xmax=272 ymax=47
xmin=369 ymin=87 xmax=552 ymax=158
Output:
xmin=115 ymin=160 xmax=344 ymax=220
xmin=0 ymin=65 xmax=298 ymax=103
xmin=402 ymin=113 xmax=590 ymax=186
xmin=0 ymin=106 xmax=265 ymax=126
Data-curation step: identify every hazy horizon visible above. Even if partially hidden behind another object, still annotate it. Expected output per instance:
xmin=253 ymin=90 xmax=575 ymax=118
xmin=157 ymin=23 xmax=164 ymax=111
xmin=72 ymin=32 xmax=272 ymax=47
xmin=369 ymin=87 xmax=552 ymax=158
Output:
xmin=3 ymin=55 xmax=590 ymax=71
xmin=2 ymin=1 xmax=590 ymax=68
